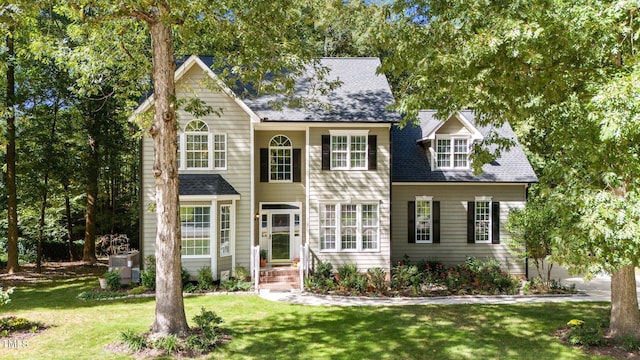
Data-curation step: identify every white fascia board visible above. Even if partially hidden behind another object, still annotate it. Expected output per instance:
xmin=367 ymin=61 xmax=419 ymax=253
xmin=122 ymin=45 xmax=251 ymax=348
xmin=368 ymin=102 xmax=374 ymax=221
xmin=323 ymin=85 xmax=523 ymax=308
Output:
xmin=418 ymin=111 xmax=484 ymax=142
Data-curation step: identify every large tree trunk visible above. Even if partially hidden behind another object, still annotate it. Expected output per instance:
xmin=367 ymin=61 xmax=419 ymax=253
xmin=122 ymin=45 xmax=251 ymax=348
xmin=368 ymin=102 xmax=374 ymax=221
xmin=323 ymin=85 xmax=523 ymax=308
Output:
xmin=148 ymin=14 xmax=189 ymax=336
xmin=609 ymin=265 xmax=640 ymax=339
xmin=82 ymin=134 xmax=99 ymax=264
xmin=5 ymin=26 xmax=19 ymax=274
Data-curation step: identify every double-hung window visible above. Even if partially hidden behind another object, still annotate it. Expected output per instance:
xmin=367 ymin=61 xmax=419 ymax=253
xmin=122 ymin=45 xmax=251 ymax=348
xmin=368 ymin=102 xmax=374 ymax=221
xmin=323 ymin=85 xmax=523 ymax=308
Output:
xmin=330 ymin=130 xmax=368 ymax=170
xmin=474 ymin=198 xmax=491 ymax=243
xmin=180 ymin=205 xmax=211 ymax=256
xmin=415 ymin=196 xmax=433 ymax=243
xmin=320 ymin=203 xmax=379 ymax=251
xmin=219 ymin=204 xmax=231 ymax=257
xmin=436 ymin=136 xmax=469 ymax=169
xmin=179 ymin=120 xmax=226 ymax=170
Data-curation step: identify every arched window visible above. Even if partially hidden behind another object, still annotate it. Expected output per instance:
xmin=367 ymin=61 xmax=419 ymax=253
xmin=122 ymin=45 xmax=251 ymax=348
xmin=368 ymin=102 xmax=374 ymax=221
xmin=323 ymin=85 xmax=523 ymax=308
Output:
xmin=185 ymin=120 xmax=209 ymax=169
xmin=269 ymin=135 xmax=292 ymax=181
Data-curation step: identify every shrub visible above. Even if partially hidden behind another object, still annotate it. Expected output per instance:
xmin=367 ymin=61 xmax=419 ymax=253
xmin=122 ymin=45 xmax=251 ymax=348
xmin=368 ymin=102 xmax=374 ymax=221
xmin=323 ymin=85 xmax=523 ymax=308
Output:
xmin=234 ymin=264 xmax=249 ymax=281
xmin=104 ymin=269 xmax=121 ymax=291
xmin=154 ymin=335 xmax=179 ymax=353
xmin=221 ymin=279 xmax=253 ymax=292
xmin=0 ymin=287 xmax=13 ymax=307
xmin=567 ymin=319 xmax=604 ymax=347
xmin=198 ymin=267 xmax=214 ymax=290
xmin=77 ymin=291 xmax=127 ymax=300
xmin=367 ymin=267 xmax=387 ymax=293
xmin=391 ymin=262 xmax=421 ymax=292
xmin=186 ymin=307 xmax=225 ymax=352
xmin=120 ymin=330 xmax=147 ymax=351
xmin=141 ymin=255 xmax=156 ymax=290
xmin=315 ymin=261 xmax=334 ymax=280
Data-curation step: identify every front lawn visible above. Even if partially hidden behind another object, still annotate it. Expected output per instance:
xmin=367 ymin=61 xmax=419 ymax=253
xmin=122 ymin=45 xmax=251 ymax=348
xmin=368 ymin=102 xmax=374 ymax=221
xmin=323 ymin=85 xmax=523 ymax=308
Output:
xmin=0 ymin=276 xmax=611 ymax=359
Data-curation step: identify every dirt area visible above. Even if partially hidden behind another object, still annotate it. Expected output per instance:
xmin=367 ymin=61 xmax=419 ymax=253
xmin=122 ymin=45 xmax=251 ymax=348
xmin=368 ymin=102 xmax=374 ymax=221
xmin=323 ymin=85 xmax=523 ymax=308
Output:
xmin=0 ymin=260 xmax=108 ymax=287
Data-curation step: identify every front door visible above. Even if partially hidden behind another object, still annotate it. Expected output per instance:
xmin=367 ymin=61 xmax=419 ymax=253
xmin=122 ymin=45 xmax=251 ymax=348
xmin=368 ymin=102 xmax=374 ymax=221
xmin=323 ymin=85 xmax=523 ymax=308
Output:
xmin=267 ymin=210 xmax=301 ymax=262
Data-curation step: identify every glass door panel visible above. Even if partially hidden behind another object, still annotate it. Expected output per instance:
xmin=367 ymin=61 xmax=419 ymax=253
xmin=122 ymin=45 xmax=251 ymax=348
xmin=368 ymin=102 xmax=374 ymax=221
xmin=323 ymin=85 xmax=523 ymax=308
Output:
xmin=271 ymin=213 xmax=291 ymax=260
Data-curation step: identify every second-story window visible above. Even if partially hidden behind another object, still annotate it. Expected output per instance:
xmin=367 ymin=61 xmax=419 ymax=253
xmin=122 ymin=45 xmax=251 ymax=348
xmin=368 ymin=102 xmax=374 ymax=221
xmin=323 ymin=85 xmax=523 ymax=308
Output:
xmin=179 ymin=120 xmax=226 ymax=170
xmin=269 ymin=135 xmax=292 ymax=182
xmin=185 ymin=120 xmax=209 ymax=169
xmin=329 ymin=130 xmax=368 ymax=170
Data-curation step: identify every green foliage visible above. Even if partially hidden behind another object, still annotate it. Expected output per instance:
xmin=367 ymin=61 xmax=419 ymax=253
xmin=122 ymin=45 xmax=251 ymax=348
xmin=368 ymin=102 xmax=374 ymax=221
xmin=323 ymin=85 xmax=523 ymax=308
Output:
xmin=619 ymin=335 xmax=640 ymax=352
xmin=197 ymin=267 xmax=215 ymax=291
xmin=120 ymin=330 xmax=148 ymax=351
xmin=0 ymin=316 xmax=41 ymax=333
xmin=154 ymin=334 xmax=179 ymax=353
xmin=234 ymin=264 xmax=249 ymax=281
xmin=220 ymin=279 xmax=253 ymax=292
xmin=566 ymin=319 xmax=604 ymax=347
xmin=391 ymin=262 xmax=421 ymax=293
xmin=186 ymin=307 xmax=225 ymax=352
xmin=104 ymin=269 xmax=121 ymax=291
xmin=126 ymin=286 xmax=147 ymax=295
xmin=367 ymin=267 xmax=387 ymax=293
xmin=77 ymin=291 xmax=127 ymax=300
xmin=140 ymin=255 xmax=156 ymax=290
xmin=259 ymin=249 xmax=267 ymax=260
xmin=0 ymin=287 xmax=14 ymax=307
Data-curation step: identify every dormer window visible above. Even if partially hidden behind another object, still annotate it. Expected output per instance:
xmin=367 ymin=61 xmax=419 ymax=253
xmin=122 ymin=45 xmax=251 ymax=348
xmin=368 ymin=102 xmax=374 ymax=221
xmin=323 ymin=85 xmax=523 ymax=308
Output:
xmin=435 ymin=136 xmax=469 ymax=169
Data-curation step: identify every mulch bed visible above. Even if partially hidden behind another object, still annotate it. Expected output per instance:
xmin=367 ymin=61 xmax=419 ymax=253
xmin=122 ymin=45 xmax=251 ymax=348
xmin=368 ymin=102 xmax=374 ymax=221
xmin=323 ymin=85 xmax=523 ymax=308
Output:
xmin=0 ymin=261 xmax=108 ymax=287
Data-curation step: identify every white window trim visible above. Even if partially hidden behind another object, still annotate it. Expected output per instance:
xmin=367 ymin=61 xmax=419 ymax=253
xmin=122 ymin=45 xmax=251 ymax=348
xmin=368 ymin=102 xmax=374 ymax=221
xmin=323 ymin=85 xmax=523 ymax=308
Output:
xmin=212 ymin=132 xmax=227 ymax=170
xmin=318 ymin=201 xmax=380 ymax=252
xmin=415 ymin=196 xmax=433 ymax=244
xmin=474 ymin=196 xmax=492 ymax=244
xmin=179 ymin=120 xmax=228 ymax=171
xmin=219 ymin=204 xmax=232 ymax=257
xmin=180 ymin=203 xmax=213 ymax=258
xmin=434 ymin=135 xmax=470 ymax=170
xmin=269 ymin=134 xmax=293 ymax=183
xmin=329 ymin=130 xmax=369 ymax=170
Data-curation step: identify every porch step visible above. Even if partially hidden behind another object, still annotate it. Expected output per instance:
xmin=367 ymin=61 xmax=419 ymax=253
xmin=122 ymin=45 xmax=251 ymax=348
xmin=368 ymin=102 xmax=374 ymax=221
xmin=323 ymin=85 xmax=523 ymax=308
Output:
xmin=258 ymin=267 xmax=300 ymax=290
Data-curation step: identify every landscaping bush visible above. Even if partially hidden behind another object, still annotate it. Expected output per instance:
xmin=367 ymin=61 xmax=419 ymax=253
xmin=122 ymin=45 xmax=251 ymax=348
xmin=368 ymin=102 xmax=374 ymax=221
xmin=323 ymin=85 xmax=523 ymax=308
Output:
xmin=141 ymin=255 xmax=156 ymax=290
xmin=181 ymin=266 xmax=191 ymax=287
xmin=367 ymin=267 xmax=387 ymax=293
xmin=234 ymin=264 xmax=249 ymax=281
xmin=566 ymin=319 xmax=604 ymax=347
xmin=198 ymin=266 xmax=215 ymax=290
xmin=0 ymin=287 xmax=13 ymax=306
xmin=104 ymin=269 xmax=121 ymax=291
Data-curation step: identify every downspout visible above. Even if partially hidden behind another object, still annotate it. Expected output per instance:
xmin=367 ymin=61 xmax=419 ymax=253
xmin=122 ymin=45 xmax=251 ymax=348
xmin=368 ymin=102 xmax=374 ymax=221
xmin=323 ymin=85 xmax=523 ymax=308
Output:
xmin=524 ymin=183 xmax=530 ymax=280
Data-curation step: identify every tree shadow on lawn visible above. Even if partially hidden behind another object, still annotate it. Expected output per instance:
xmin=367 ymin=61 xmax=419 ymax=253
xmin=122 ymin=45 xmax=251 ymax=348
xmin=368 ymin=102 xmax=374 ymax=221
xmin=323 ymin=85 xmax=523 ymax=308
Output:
xmin=0 ymin=277 xmax=156 ymax=312
xmin=226 ymin=302 xmax=610 ymax=359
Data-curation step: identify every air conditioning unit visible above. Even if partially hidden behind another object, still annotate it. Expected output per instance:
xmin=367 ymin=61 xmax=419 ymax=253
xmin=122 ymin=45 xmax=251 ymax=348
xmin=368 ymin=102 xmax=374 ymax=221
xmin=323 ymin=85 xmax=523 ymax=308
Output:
xmin=108 ymin=250 xmax=140 ymax=285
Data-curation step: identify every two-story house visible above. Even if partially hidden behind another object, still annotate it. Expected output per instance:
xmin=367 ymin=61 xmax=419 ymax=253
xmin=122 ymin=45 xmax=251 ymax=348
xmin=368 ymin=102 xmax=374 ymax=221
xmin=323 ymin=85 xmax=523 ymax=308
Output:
xmin=135 ymin=55 xmax=537 ymax=285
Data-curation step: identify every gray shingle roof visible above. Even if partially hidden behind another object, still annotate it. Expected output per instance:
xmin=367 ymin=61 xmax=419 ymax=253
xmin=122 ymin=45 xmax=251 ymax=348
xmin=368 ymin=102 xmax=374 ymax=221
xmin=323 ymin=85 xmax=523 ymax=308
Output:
xmin=241 ymin=58 xmax=399 ymax=123
xmin=392 ymin=110 xmax=538 ymax=183
xmin=179 ymin=174 xmax=240 ymax=196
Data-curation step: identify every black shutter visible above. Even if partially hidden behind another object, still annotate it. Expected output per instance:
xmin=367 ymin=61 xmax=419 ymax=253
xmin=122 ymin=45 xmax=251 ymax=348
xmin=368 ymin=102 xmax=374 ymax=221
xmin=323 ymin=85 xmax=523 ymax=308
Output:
xmin=467 ymin=201 xmax=475 ymax=243
xmin=408 ymin=201 xmax=415 ymax=243
xmin=433 ymin=201 xmax=440 ymax=244
xmin=368 ymin=135 xmax=377 ymax=170
xmin=492 ymin=202 xmax=500 ymax=244
xmin=321 ymin=135 xmax=330 ymax=170
xmin=260 ymin=148 xmax=268 ymax=182
xmin=293 ymin=148 xmax=301 ymax=182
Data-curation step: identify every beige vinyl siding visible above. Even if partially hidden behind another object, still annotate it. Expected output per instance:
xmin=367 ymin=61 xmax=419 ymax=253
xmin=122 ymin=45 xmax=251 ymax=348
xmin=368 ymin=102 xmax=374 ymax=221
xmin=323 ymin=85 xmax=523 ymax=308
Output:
xmin=141 ymin=65 xmax=252 ymax=276
xmin=254 ymin=131 xmax=306 ymax=247
xmin=308 ymin=126 xmax=391 ymax=272
xmin=438 ymin=118 xmax=471 ymax=135
xmin=391 ymin=184 xmax=527 ymax=274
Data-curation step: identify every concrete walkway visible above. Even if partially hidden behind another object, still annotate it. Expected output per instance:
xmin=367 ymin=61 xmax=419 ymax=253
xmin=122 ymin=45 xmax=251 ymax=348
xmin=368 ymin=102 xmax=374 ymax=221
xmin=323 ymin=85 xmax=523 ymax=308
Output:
xmin=259 ymin=274 xmax=627 ymax=306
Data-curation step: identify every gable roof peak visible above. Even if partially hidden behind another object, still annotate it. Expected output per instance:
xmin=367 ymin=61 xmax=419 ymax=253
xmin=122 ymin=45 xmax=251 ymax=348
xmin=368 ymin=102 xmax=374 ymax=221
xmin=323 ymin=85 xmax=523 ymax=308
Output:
xmin=417 ymin=110 xmax=483 ymax=142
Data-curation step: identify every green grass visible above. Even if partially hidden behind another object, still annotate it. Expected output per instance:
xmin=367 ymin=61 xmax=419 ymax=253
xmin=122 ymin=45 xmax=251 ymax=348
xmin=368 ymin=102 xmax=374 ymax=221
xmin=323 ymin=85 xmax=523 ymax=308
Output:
xmin=0 ymin=276 xmax=612 ymax=359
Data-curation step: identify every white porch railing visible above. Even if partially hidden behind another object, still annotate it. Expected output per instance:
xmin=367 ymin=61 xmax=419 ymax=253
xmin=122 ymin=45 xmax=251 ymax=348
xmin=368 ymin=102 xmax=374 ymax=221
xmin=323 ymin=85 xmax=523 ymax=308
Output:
xmin=300 ymin=244 xmax=310 ymax=290
xmin=252 ymin=245 xmax=260 ymax=292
